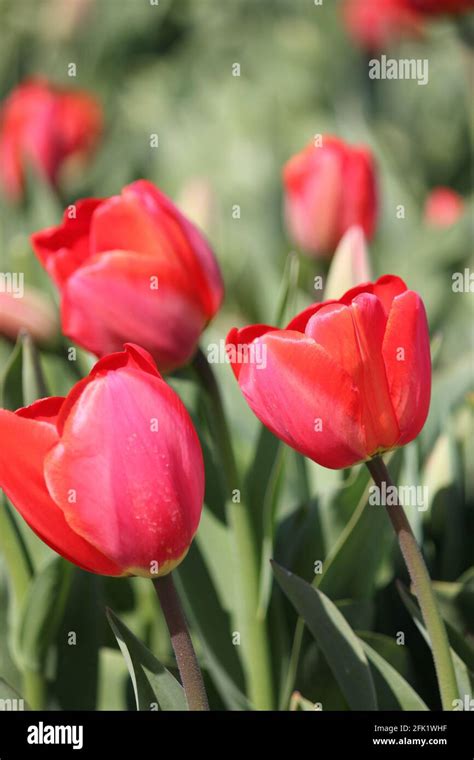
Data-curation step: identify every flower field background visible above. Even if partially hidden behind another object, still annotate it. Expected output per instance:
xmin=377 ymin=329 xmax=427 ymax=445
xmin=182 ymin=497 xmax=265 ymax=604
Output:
xmin=0 ymin=0 xmax=472 ymax=713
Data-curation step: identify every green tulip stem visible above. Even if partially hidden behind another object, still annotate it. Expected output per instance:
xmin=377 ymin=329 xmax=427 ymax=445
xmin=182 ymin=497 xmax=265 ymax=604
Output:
xmin=366 ymin=456 xmax=459 ymax=711
xmin=152 ymin=573 xmax=209 ymax=711
xmin=192 ymin=348 xmax=274 ymax=710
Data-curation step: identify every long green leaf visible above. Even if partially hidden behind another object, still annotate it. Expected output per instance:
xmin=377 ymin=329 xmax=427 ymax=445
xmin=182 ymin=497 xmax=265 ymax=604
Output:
xmin=0 ymin=677 xmax=29 ymax=710
xmin=272 ymin=561 xmax=378 ymax=710
xmin=397 ymin=583 xmax=473 ymax=703
xmin=16 ymin=556 xmax=73 ymax=672
xmin=106 ymin=607 xmax=187 ymax=711
xmin=317 ymin=452 xmax=401 ymax=598
xmin=360 ymin=639 xmax=428 ymax=710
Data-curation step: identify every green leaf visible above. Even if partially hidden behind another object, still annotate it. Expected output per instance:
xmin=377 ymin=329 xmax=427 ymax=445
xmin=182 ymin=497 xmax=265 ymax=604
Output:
xmin=106 ymin=607 xmax=187 ymax=711
xmin=0 ymin=495 xmax=33 ymax=619
xmin=20 ymin=333 xmax=47 ymax=405
xmin=257 ymin=445 xmax=286 ymax=617
xmin=336 ymin=599 xmax=375 ymax=631
xmin=97 ymin=649 xmax=130 ymax=710
xmin=0 ymin=338 xmax=24 ymax=410
xmin=397 ymin=583 xmax=473 ymax=702
xmin=16 ymin=556 xmax=73 ymax=673
xmin=0 ymin=333 xmax=48 ymax=410
xmin=0 ymin=677 xmax=29 ymax=710
xmin=53 ymin=570 xmax=104 ymax=710
xmin=360 ymin=639 xmax=428 ymax=710
xmin=176 ymin=527 xmax=248 ymax=710
xmin=273 ymin=251 xmax=300 ymax=327
xmin=0 ymin=562 xmax=22 ymax=693
xmin=272 ymin=561 xmax=378 ymax=710
xmin=317 ymin=453 xmax=402 ymax=599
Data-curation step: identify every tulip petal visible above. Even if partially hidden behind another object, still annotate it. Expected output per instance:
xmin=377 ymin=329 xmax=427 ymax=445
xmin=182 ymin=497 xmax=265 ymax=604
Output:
xmin=44 ymin=366 xmax=204 ymax=574
xmin=130 ymin=181 xmax=224 ymax=316
xmin=305 ymin=295 xmax=400 ymax=453
xmin=55 ymin=344 xmax=160 ymax=436
xmin=90 ymin=181 xmax=223 ymax=318
xmin=31 ymin=199 xmax=103 ymax=286
xmin=382 ymin=290 xmax=431 ymax=445
xmin=286 ymin=301 xmax=335 ymax=333
xmin=0 ymin=408 xmax=121 ymax=575
xmin=17 ymin=396 xmax=64 ymax=424
xmin=233 ymin=330 xmax=367 ymax=469
xmin=341 ymin=274 xmax=407 ymax=316
xmin=226 ymin=324 xmax=276 ymax=379
xmin=61 ymin=251 xmax=206 ymax=371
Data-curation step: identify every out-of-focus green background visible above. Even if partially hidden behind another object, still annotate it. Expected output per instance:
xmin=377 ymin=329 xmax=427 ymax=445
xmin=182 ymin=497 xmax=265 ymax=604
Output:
xmin=0 ymin=0 xmax=472 ymax=711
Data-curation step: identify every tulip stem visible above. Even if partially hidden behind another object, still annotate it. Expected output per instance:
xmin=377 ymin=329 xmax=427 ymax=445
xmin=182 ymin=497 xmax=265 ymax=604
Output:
xmin=366 ymin=456 xmax=459 ymax=711
xmin=192 ymin=348 xmax=274 ymax=710
xmin=152 ymin=573 xmax=209 ymax=711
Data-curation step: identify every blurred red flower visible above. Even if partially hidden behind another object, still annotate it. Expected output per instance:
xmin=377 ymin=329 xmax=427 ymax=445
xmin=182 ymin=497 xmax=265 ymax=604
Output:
xmin=0 ymin=344 xmax=204 ymax=577
xmin=343 ymin=0 xmax=423 ymax=50
xmin=424 ymin=187 xmax=465 ymax=227
xmin=31 ymin=180 xmax=224 ymax=372
xmin=283 ymin=136 xmax=378 ymax=258
xmin=0 ymin=78 xmax=102 ymax=200
xmin=343 ymin=0 xmax=473 ymax=49
xmin=227 ymin=275 xmax=431 ymax=470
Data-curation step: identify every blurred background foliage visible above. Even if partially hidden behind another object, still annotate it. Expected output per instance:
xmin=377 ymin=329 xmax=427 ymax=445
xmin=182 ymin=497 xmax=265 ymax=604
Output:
xmin=0 ymin=0 xmax=472 ymax=711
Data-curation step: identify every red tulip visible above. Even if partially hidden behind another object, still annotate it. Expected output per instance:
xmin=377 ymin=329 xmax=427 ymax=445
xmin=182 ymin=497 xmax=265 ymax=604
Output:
xmin=0 ymin=344 xmax=204 ymax=576
xmin=282 ymin=136 xmax=378 ymax=258
xmin=227 ymin=275 xmax=431 ymax=470
xmin=343 ymin=0 xmax=423 ymax=50
xmin=31 ymin=180 xmax=224 ymax=372
xmin=424 ymin=187 xmax=465 ymax=227
xmin=0 ymin=78 xmax=102 ymax=201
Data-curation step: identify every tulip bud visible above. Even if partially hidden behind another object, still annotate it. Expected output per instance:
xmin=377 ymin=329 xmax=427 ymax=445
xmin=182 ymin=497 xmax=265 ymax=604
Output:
xmin=324 ymin=226 xmax=373 ymax=301
xmin=0 ymin=344 xmax=204 ymax=577
xmin=31 ymin=180 xmax=224 ymax=372
xmin=282 ymin=136 xmax=378 ymax=258
xmin=424 ymin=187 xmax=465 ymax=228
xmin=0 ymin=78 xmax=102 ymax=201
xmin=227 ymin=275 xmax=431 ymax=470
